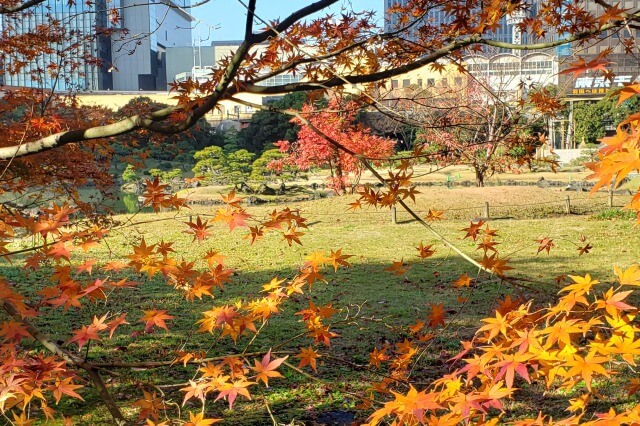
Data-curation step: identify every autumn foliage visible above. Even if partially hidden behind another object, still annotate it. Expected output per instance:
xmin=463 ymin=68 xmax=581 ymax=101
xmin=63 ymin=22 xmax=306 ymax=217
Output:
xmin=4 ymin=0 xmax=640 ymax=425
xmin=271 ymin=97 xmax=396 ymax=193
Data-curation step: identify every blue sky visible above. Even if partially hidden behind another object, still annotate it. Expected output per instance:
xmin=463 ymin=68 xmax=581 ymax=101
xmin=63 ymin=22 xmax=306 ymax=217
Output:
xmin=189 ymin=0 xmax=383 ymax=43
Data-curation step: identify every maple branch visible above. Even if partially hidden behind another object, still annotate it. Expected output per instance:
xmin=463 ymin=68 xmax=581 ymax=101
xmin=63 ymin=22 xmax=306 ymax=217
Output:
xmin=0 ymin=0 xmax=340 ymax=160
xmin=244 ymin=0 xmax=257 ymax=40
xmin=248 ymin=0 xmax=338 ymax=43
xmin=0 ymin=0 xmax=47 ymax=14
xmin=85 ymin=368 xmax=127 ymax=424
xmin=1 ymin=299 xmax=85 ymax=366
xmin=92 ymin=350 xmax=295 ymax=369
xmin=1 ymin=299 xmax=127 ymax=423
xmin=1 ymin=5 xmax=636 ymax=159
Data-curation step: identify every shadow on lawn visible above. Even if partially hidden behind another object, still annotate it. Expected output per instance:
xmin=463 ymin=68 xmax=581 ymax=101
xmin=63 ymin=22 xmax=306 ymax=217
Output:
xmin=0 ymin=254 xmax=619 ymax=424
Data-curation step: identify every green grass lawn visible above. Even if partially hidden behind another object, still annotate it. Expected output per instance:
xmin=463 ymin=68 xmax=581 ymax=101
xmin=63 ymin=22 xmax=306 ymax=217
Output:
xmin=5 ymin=187 xmax=640 ymax=425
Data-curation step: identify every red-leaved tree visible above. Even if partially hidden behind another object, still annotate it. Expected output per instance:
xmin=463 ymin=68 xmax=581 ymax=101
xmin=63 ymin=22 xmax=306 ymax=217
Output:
xmin=270 ymin=97 xmax=396 ymax=193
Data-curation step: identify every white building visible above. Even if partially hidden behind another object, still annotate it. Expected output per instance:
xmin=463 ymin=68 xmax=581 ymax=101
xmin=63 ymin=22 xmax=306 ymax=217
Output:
xmin=465 ymin=52 xmax=558 ymax=98
xmin=111 ymin=0 xmax=193 ymax=91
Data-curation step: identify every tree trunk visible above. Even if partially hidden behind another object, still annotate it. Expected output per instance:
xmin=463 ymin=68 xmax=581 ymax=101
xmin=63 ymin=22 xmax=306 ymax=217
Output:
xmin=333 ymin=153 xmax=346 ymax=194
xmin=475 ymin=167 xmax=485 ymax=187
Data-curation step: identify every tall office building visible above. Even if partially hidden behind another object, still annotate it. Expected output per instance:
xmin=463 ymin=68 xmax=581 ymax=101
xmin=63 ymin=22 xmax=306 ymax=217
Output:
xmin=384 ymin=0 xmax=542 ymax=49
xmin=2 ymin=0 xmax=192 ymax=92
xmin=111 ymin=0 xmax=193 ymax=91
xmin=1 ymin=0 xmax=113 ymax=91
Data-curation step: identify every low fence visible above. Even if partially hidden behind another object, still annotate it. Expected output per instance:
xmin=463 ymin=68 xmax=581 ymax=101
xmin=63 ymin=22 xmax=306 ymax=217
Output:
xmin=387 ymin=192 xmax=624 ymax=224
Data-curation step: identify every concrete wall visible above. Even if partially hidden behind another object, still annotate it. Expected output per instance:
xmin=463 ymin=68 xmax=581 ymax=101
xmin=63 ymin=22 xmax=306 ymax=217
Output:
xmin=537 ymin=147 xmax=595 ymax=165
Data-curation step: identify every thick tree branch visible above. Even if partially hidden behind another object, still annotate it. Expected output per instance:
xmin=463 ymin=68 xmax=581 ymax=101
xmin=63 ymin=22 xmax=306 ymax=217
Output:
xmin=0 ymin=7 xmax=635 ymax=159
xmin=244 ymin=0 xmax=257 ymax=40
xmin=0 ymin=0 xmax=46 ymax=14
xmin=250 ymin=0 xmax=338 ymax=43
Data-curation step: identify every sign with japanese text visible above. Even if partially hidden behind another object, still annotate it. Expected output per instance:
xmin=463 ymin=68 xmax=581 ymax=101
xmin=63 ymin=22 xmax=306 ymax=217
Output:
xmin=567 ymin=75 xmax=639 ymax=97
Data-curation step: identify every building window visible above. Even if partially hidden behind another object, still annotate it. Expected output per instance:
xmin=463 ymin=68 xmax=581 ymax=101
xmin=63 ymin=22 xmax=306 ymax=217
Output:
xmin=402 ymin=79 xmax=411 ymax=87
xmin=427 ymin=78 xmax=435 ymax=87
xmin=441 ymin=78 xmax=448 ymax=87
xmin=454 ymin=77 xmax=462 ymax=86
xmin=417 ymin=78 xmax=423 ymax=87
xmin=391 ymin=79 xmax=398 ymax=89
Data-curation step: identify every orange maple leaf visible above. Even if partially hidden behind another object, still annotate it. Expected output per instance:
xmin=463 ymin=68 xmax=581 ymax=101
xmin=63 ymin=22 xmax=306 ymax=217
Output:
xmin=615 ymin=83 xmax=640 ymax=105
xmin=560 ymin=51 xmax=613 ymax=78
xmin=296 ymin=346 xmax=320 ymax=372
xmin=385 ymin=259 xmax=410 ymax=275
xmin=250 ymin=350 xmax=288 ymax=387
xmin=461 ymin=220 xmax=485 ymax=241
xmin=428 ymin=302 xmax=446 ymax=328
xmin=563 ymin=352 xmax=610 ymax=391
xmin=184 ymin=216 xmax=212 ymax=242
xmin=424 ymin=209 xmax=445 ymax=222
xmin=327 ymin=248 xmax=353 ymax=271
xmin=453 ymin=273 xmax=473 ymax=288
xmin=140 ymin=309 xmax=174 ymax=332
xmin=416 ymin=242 xmax=436 ymax=259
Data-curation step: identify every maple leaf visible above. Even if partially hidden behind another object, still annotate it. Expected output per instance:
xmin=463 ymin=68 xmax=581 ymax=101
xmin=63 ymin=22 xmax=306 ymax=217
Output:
xmin=481 ymin=253 xmax=512 ymax=276
xmin=180 ymin=380 xmax=209 ymax=405
xmin=615 ymin=82 xmax=640 ymax=105
xmin=478 ymin=311 xmax=510 ymax=341
xmin=282 ymin=226 xmax=304 ymax=246
xmin=317 ymin=303 xmax=340 ymax=319
xmin=140 ymin=309 xmax=174 ymax=332
xmin=367 ymin=385 xmax=442 ymax=425
xmin=424 ymin=209 xmax=445 ymax=222
xmin=75 ymin=259 xmax=96 ymax=274
xmin=453 ymin=273 xmax=473 ymax=288
xmin=185 ymin=411 xmax=222 ymax=426
xmin=106 ymin=313 xmax=128 ymax=338
xmin=184 ymin=216 xmax=212 ymax=242
xmin=462 ymin=220 xmax=485 ymax=241
xmin=67 ymin=324 xmax=101 ymax=350
xmin=50 ymin=377 xmax=84 ymax=404
xmin=141 ymin=178 xmax=170 ymax=212
xmin=567 ymin=393 xmax=590 ymax=413
xmin=250 ymin=350 xmax=288 ymax=387
xmin=221 ymin=190 xmax=242 ymax=207
xmin=304 ymin=251 xmax=328 ymax=270
xmin=385 ymin=259 xmax=409 ymax=275
xmin=262 ymin=277 xmax=286 ymax=292
xmin=598 ymin=3 xmax=628 ymax=26
xmin=369 ymin=347 xmax=389 ymax=368
xmin=416 ymin=242 xmax=436 ymax=259
xmin=428 ymin=302 xmax=446 ymax=328
xmin=12 ymin=411 xmax=35 ymax=426
xmin=214 ymin=379 xmax=254 ymax=409
xmin=47 ymin=242 xmax=72 ymax=261
xmin=625 ymin=378 xmax=640 ymax=396
xmin=496 ymin=294 xmax=523 ymax=315
xmin=563 ymin=352 xmax=610 ymax=391
xmin=296 ymin=346 xmax=320 ymax=372
xmin=561 ymin=274 xmax=599 ymax=295
xmin=535 ymin=237 xmax=555 ymax=255
xmin=615 ymin=264 xmax=640 ymax=286
xmin=595 ymin=287 xmax=635 ymax=316
xmin=577 ymin=243 xmax=593 ymax=256
xmin=560 ymin=51 xmax=613 ymax=78
xmin=494 ymin=352 xmax=533 ymax=389
xmin=327 ymin=248 xmax=352 ymax=271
